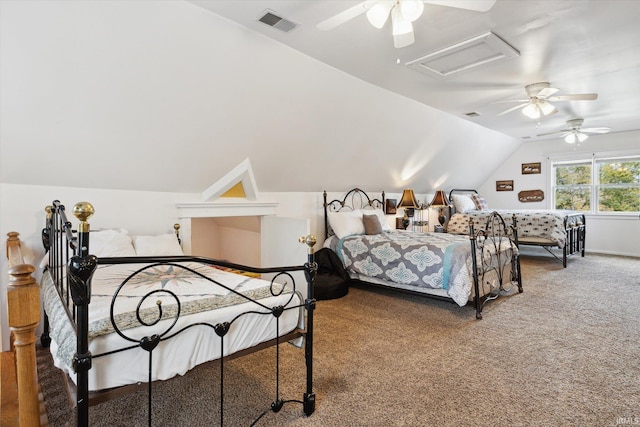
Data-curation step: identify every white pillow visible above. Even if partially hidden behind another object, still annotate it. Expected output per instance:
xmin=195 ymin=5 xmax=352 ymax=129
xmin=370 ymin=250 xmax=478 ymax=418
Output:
xmin=327 ymin=210 xmax=365 ymax=239
xmin=451 ymin=194 xmax=476 ymax=213
xmin=132 ymin=234 xmax=184 ymax=256
xmin=358 ymin=208 xmax=391 ymax=231
xmin=90 ymin=229 xmax=136 ymax=257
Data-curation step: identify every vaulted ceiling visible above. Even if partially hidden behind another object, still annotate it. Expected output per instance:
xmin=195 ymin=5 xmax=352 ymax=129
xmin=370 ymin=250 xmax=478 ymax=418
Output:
xmin=2 ymin=1 xmax=638 ymax=196
xmin=192 ymin=0 xmax=640 ymax=142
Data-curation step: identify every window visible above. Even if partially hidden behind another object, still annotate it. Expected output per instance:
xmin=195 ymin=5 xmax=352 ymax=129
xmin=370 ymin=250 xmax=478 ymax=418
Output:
xmin=551 ymin=154 xmax=640 ymax=214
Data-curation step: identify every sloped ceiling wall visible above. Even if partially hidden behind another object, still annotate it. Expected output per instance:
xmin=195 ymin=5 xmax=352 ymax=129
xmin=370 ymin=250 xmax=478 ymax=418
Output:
xmin=0 ymin=0 xmax=520 ymax=195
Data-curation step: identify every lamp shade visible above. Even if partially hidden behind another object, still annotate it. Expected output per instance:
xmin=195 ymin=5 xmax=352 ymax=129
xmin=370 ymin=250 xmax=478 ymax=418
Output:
xmin=397 ymin=189 xmax=420 ymax=209
xmin=429 ymin=190 xmax=450 ymax=207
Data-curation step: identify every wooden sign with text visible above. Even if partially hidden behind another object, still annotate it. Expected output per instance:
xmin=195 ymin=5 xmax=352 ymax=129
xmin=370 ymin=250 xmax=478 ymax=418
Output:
xmin=518 ymin=190 xmax=544 ymax=202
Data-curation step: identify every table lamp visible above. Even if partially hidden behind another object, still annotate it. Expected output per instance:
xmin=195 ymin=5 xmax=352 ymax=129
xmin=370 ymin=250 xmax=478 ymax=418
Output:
xmin=430 ymin=190 xmax=450 ymax=228
xmin=397 ymin=189 xmax=419 ymax=229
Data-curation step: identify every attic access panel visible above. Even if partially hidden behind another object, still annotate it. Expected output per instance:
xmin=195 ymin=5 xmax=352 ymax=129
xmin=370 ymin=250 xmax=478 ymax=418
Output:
xmin=406 ymin=32 xmax=519 ymax=79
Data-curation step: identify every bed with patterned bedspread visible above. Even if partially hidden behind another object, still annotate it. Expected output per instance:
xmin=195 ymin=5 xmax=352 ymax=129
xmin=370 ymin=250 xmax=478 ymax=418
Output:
xmin=448 ymin=189 xmax=586 ymax=267
xmin=322 ymin=189 xmax=522 ymax=319
xmin=325 ymin=230 xmax=517 ymax=307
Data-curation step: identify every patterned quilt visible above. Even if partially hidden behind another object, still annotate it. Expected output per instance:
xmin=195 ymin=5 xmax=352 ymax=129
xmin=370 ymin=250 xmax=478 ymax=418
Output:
xmin=42 ymin=262 xmax=295 ymax=367
xmin=332 ymin=231 xmax=507 ymax=306
xmin=447 ymin=210 xmax=576 ymax=248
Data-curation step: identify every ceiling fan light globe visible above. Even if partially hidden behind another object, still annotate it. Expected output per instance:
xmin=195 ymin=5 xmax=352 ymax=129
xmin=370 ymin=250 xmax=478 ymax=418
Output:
xmin=399 ymin=0 xmax=424 ymax=22
xmin=391 ymin=7 xmax=413 ymax=35
xmin=394 ymin=30 xmax=415 ymax=48
xmin=539 ymin=100 xmax=556 ymax=116
xmin=577 ymin=132 xmax=588 ymax=142
xmin=522 ymin=103 xmax=540 ymax=119
xmin=565 ymin=132 xmax=577 ymax=144
xmin=366 ymin=2 xmax=393 ymax=29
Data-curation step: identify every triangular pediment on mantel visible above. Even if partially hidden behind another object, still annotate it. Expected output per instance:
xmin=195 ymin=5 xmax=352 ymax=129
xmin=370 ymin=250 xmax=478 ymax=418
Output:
xmin=176 ymin=158 xmax=278 ymax=218
xmin=202 ymin=158 xmax=258 ymax=201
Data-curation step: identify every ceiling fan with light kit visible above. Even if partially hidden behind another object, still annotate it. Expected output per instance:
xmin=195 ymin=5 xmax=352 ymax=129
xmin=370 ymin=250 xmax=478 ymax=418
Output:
xmin=496 ymin=82 xmax=598 ymax=119
xmin=537 ymin=118 xmax=611 ymax=143
xmin=317 ymin=0 xmax=496 ymax=48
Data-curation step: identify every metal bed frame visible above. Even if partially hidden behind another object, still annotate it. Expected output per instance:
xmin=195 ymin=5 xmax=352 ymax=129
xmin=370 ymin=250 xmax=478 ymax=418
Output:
xmin=323 ymin=189 xmax=522 ymax=319
xmin=40 ymin=200 xmax=318 ymax=427
xmin=448 ymin=189 xmax=586 ymax=267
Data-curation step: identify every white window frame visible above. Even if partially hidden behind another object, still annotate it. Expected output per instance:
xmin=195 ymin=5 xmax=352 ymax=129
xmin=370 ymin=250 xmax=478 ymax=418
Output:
xmin=549 ymin=150 xmax=640 ymax=217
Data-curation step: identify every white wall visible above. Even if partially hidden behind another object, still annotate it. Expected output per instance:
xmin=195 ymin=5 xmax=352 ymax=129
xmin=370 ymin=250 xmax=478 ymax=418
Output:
xmin=477 ymin=130 xmax=640 ymax=257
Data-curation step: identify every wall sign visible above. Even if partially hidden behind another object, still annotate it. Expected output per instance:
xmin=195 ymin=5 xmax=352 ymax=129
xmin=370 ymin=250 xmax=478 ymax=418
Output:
xmin=496 ymin=180 xmax=514 ymax=191
xmin=522 ymin=162 xmax=541 ymax=174
xmin=518 ymin=189 xmax=544 ymax=202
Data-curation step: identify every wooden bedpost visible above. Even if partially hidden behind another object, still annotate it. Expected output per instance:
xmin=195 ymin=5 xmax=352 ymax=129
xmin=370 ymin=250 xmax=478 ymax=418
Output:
xmin=6 ymin=231 xmax=41 ymax=427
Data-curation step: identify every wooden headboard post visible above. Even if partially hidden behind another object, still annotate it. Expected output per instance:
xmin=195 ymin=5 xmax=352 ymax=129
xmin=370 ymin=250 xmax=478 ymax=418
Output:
xmin=6 ymin=231 xmax=41 ymax=427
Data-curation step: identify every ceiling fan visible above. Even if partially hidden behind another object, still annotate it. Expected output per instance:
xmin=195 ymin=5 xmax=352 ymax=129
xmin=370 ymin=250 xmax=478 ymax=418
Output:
xmin=537 ymin=118 xmax=611 ymax=143
xmin=496 ymin=82 xmax=598 ymax=119
xmin=317 ymin=0 xmax=496 ymax=48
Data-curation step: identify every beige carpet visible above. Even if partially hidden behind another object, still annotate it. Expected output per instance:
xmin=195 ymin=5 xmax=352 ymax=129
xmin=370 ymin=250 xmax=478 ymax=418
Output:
xmin=38 ymin=250 xmax=640 ymax=426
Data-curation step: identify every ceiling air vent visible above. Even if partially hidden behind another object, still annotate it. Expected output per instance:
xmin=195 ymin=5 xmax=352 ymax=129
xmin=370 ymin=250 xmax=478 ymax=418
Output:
xmin=406 ymin=32 xmax=519 ymax=79
xmin=257 ymin=10 xmax=298 ymax=33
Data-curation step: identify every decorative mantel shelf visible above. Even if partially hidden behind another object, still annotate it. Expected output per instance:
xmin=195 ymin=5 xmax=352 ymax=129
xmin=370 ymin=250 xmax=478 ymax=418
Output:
xmin=176 ymin=200 xmax=278 ymax=218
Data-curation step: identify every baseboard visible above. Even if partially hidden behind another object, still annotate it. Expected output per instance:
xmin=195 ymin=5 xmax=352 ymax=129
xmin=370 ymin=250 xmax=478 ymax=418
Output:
xmin=585 ymin=250 xmax=640 ymax=258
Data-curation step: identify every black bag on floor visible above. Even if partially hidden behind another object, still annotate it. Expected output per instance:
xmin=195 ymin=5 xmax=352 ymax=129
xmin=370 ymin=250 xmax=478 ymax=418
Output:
xmin=313 ymin=248 xmax=350 ymax=300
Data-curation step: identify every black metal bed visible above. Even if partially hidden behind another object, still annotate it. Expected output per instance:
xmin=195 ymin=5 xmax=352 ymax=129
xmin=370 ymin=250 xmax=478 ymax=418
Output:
xmin=448 ymin=189 xmax=586 ymax=267
xmin=322 ymin=188 xmax=522 ymax=319
xmin=40 ymin=200 xmax=317 ymax=427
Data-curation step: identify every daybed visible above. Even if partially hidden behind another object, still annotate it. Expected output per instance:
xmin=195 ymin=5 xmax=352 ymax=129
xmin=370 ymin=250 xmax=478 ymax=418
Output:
xmin=38 ymin=200 xmax=318 ymax=426
xmin=447 ymin=189 xmax=586 ymax=267
xmin=322 ymin=189 xmax=522 ymax=319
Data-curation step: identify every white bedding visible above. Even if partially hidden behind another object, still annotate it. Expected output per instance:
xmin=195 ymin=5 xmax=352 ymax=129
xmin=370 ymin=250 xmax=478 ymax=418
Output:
xmin=42 ymin=262 xmax=303 ymax=391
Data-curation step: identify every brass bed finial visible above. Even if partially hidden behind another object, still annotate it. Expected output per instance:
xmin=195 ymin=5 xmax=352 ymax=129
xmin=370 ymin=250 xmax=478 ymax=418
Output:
xmin=73 ymin=202 xmax=95 ymax=232
xmin=45 ymin=205 xmax=52 ymax=218
xmin=174 ymin=223 xmax=181 ymax=244
xmin=299 ymin=234 xmax=317 ymax=253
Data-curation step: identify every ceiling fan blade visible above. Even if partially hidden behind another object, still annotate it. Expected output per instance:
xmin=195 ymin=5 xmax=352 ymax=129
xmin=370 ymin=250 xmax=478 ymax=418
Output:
xmin=537 ymin=129 xmax=570 ymax=137
xmin=497 ymin=102 xmax=530 ymax=116
xmin=492 ymin=99 xmax=530 ymax=104
xmin=317 ymin=1 xmax=374 ymax=31
xmin=582 ymin=127 xmax=611 ymax=134
xmin=548 ymin=93 xmax=598 ymax=101
xmin=424 ymin=0 xmax=496 ymax=12
xmin=536 ymin=87 xmax=559 ymax=99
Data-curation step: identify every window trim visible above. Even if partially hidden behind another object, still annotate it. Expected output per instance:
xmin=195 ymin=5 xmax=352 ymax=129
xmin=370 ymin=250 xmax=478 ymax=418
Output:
xmin=549 ymin=150 xmax=640 ymax=216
